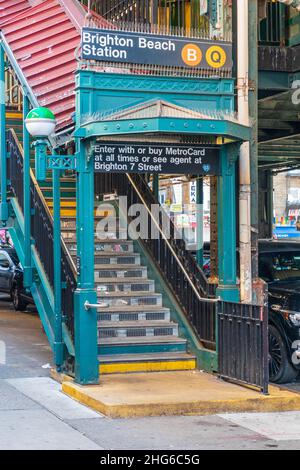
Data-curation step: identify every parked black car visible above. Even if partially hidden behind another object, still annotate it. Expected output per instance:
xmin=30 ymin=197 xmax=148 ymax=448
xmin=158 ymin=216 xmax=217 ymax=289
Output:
xmin=190 ymin=239 xmax=300 ymax=383
xmin=0 ymin=243 xmax=33 ymax=311
xmin=259 ymin=240 xmax=300 ymax=383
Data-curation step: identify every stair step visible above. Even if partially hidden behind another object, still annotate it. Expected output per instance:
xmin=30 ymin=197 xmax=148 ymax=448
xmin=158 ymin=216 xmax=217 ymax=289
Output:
xmin=98 ymin=308 xmax=170 ymax=322
xmin=96 ymin=279 xmax=155 ymax=293
xmin=64 ymin=239 xmax=134 ymax=252
xmin=95 ymin=254 xmax=140 ymax=265
xmin=98 ymin=352 xmax=196 ymax=374
xmin=97 ymin=291 xmax=162 ymax=306
xmin=98 ymin=320 xmax=178 ymax=339
xmin=98 ymin=335 xmax=187 ymax=355
xmin=70 ymin=251 xmax=139 ymax=259
xmin=95 ymin=265 xmax=147 ymax=279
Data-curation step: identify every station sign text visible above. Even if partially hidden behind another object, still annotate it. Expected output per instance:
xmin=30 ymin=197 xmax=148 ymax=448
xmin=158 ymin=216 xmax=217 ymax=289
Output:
xmin=93 ymin=143 xmax=220 ymax=175
xmin=82 ymin=28 xmax=232 ymax=70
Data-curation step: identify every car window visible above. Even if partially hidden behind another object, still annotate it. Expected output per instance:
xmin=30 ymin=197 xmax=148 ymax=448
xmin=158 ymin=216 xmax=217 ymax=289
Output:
xmin=259 ymin=251 xmax=300 ymax=282
xmin=0 ymin=253 xmax=10 ymax=269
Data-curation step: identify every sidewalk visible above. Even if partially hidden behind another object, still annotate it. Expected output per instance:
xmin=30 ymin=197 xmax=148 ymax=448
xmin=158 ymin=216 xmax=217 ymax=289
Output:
xmin=61 ymin=369 xmax=300 ymax=418
xmin=3 ymin=297 xmax=300 ymax=449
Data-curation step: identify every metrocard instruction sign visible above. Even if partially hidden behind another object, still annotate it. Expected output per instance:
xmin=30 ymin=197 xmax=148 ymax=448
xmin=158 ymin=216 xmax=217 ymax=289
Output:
xmin=93 ymin=143 xmax=220 ymax=175
xmin=82 ymin=28 xmax=232 ymax=70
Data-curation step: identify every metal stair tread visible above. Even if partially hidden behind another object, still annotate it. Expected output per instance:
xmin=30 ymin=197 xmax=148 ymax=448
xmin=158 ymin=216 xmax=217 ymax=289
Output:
xmin=98 ymin=352 xmax=195 ymax=363
xmin=99 ymin=320 xmax=176 ymax=328
xmin=97 ymin=291 xmax=160 ymax=297
xmin=95 ymin=264 xmax=145 ymax=269
xmin=96 ymin=305 xmax=170 ymax=312
xmin=72 ymin=253 xmax=139 ymax=258
xmin=64 ymin=238 xmax=132 ymax=243
xmin=95 ymin=278 xmax=153 ymax=284
xmin=98 ymin=336 xmax=186 ymax=345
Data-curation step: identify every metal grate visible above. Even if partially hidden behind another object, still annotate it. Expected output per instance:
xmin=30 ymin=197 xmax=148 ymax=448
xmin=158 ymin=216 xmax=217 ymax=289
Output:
xmin=154 ymin=328 xmax=174 ymax=336
xmin=127 ymin=328 xmax=147 ymax=337
xmin=99 ymin=329 xmax=118 ymax=338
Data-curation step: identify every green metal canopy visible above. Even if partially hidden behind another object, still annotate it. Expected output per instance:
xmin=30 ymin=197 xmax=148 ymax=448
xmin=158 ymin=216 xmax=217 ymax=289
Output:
xmin=74 ymin=99 xmax=250 ymax=142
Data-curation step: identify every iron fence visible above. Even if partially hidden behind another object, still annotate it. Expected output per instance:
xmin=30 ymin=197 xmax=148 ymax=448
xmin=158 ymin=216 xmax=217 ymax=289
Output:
xmin=218 ymin=301 xmax=269 ymax=393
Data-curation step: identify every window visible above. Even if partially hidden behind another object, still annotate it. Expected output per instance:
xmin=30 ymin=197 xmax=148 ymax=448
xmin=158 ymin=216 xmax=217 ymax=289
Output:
xmin=259 ymin=251 xmax=300 ymax=282
xmin=288 ymin=187 xmax=300 ymax=204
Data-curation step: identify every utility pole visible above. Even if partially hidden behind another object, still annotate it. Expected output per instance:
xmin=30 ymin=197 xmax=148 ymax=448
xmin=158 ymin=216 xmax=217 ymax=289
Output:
xmin=237 ymin=0 xmax=252 ymax=303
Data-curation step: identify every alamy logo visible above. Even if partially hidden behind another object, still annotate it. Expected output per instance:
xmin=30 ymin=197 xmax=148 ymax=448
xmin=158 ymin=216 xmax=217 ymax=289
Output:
xmin=0 ymin=340 xmax=6 ymax=365
xmin=291 ymin=80 xmax=300 ymax=105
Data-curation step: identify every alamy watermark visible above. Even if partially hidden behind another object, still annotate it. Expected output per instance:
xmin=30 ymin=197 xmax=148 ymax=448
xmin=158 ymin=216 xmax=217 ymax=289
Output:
xmin=94 ymin=197 xmax=203 ymax=251
xmin=291 ymin=80 xmax=300 ymax=105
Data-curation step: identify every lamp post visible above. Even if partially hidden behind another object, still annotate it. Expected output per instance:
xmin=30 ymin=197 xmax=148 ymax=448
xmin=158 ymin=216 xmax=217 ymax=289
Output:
xmin=25 ymin=107 xmax=65 ymax=370
xmin=25 ymin=107 xmax=99 ymax=383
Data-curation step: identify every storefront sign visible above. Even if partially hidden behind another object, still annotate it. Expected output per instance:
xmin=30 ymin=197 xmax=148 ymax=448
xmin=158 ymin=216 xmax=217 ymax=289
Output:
xmin=82 ymin=28 xmax=232 ymax=70
xmin=93 ymin=142 xmax=220 ymax=175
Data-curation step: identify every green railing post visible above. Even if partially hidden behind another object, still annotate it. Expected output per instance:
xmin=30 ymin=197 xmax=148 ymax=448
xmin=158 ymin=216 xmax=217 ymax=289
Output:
xmin=74 ymin=138 xmax=99 ymax=385
xmin=0 ymin=44 xmax=8 ymax=223
xmin=23 ymin=95 xmax=32 ymax=288
xmin=53 ymin=165 xmax=63 ymax=369
xmin=216 ymin=143 xmax=239 ymax=302
xmin=196 ymin=177 xmax=204 ymax=268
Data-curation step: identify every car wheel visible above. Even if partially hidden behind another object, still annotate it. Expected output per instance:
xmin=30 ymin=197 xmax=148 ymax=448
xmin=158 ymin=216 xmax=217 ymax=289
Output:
xmin=269 ymin=324 xmax=298 ymax=383
xmin=12 ymin=285 xmax=28 ymax=312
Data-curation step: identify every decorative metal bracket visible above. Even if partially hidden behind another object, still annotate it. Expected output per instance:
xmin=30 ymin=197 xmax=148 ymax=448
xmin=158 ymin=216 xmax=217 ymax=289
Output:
xmin=47 ymin=155 xmax=77 ymax=171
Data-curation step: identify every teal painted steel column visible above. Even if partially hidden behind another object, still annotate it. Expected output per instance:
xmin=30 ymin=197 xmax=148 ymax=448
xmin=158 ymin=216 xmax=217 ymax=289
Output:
xmin=152 ymin=174 xmax=159 ymax=200
xmin=216 ymin=144 xmax=239 ymax=302
xmin=196 ymin=178 xmax=204 ymax=267
xmin=0 ymin=44 xmax=8 ymax=223
xmin=53 ymin=166 xmax=63 ymax=369
xmin=74 ymin=138 xmax=99 ymax=384
xmin=23 ymin=96 xmax=32 ymax=288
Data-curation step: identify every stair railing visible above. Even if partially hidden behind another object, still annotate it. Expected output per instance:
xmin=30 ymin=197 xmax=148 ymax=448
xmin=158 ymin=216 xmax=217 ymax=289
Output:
xmin=7 ymin=128 xmax=77 ymax=341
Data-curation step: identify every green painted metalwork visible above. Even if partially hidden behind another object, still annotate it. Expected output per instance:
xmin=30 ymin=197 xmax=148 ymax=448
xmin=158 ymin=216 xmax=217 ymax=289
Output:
xmin=75 ymin=72 xmax=235 ymax=125
xmin=74 ymin=138 xmax=99 ymax=385
xmin=0 ymin=45 xmax=8 ymax=223
xmin=47 ymin=155 xmax=77 ymax=171
xmin=216 ymin=143 xmax=239 ymax=302
xmin=22 ymin=96 xmax=32 ymax=288
xmin=53 ymin=166 xmax=63 ymax=369
xmin=9 ymin=197 xmax=74 ymax=357
xmin=33 ymin=139 xmax=47 ymax=182
xmin=78 ymin=117 xmax=250 ymax=141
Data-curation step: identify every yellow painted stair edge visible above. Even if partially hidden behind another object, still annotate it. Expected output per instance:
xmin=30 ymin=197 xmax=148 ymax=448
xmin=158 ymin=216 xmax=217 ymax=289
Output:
xmin=100 ymin=359 xmax=196 ymax=374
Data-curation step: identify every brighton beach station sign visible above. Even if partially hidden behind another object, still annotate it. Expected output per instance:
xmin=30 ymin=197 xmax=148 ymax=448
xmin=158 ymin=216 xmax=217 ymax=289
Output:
xmin=93 ymin=143 xmax=220 ymax=175
xmin=82 ymin=28 xmax=232 ymax=70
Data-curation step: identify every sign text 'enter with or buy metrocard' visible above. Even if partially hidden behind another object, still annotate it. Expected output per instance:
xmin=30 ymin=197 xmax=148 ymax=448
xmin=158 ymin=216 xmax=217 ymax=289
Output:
xmin=93 ymin=143 xmax=220 ymax=175
xmin=82 ymin=28 xmax=232 ymax=70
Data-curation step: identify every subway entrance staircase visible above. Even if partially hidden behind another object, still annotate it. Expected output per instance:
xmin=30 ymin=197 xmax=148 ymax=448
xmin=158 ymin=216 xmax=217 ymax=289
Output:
xmin=2 ymin=0 xmax=218 ymax=377
xmin=7 ymin=126 xmax=198 ymax=374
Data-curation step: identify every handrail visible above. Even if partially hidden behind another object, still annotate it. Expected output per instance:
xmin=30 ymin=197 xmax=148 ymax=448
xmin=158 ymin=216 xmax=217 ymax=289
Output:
xmin=127 ymin=174 xmax=219 ymax=304
xmin=8 ymin=129 xmax=77 ymax=278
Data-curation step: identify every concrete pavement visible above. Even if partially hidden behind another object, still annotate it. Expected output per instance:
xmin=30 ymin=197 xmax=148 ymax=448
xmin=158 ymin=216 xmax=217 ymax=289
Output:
xmin=3 ymin=296 xmax=300 ymax=449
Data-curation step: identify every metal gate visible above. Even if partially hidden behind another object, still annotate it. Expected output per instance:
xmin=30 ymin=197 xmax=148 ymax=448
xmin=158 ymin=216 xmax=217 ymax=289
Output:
xmin=218 ymin=301 xmax=269 ymax=394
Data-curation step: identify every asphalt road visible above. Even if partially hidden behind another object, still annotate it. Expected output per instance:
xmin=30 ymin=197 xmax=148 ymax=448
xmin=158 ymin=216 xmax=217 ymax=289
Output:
xmin=2 ymin=295 xmax=300 ymax=450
